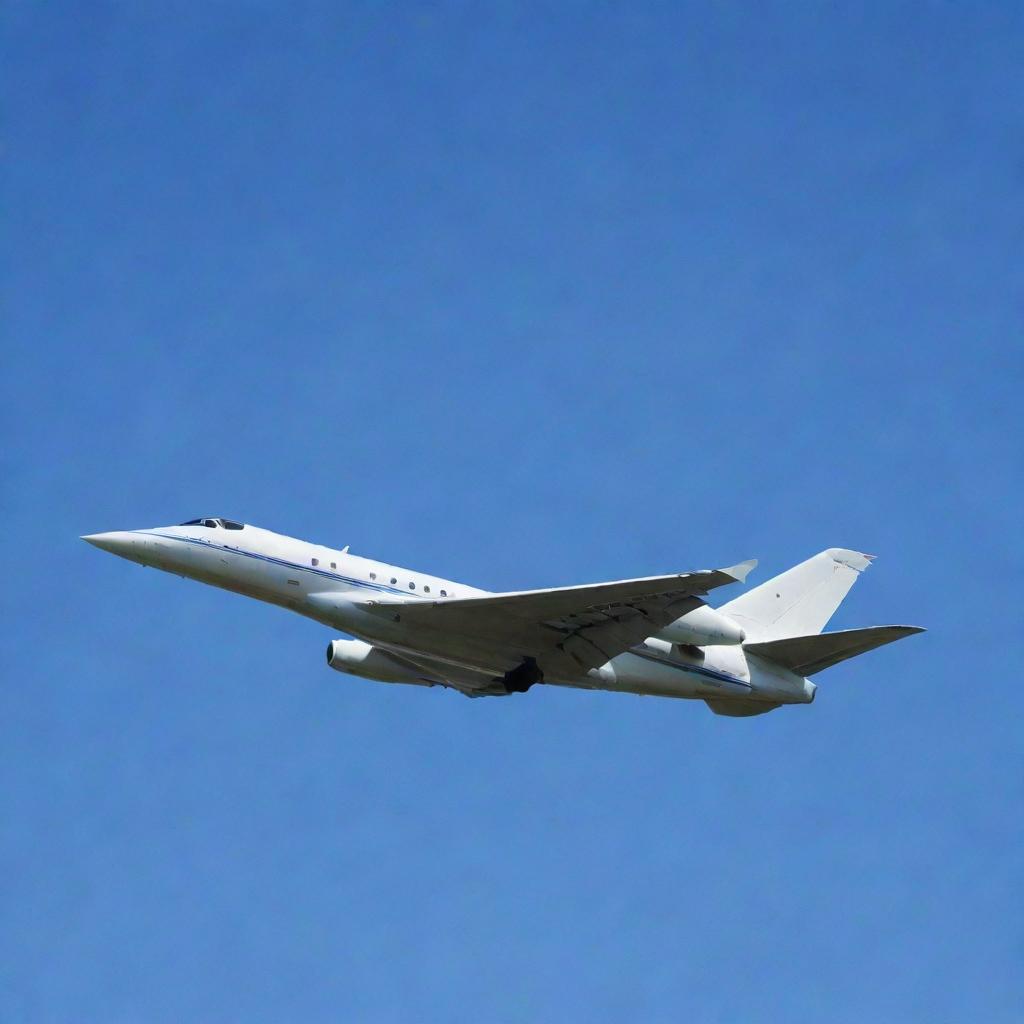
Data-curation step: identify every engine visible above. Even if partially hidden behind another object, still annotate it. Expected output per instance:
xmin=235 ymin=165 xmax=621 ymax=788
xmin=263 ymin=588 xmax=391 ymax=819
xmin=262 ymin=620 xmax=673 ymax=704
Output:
xmin=326 ymin=638 xmax=436 ymax=686
xmin=653 ymin=602 xmax=746 ymax=646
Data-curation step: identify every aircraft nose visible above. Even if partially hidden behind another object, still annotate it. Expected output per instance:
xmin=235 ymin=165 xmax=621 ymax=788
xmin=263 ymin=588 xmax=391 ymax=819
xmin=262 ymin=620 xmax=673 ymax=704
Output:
xmin=81 ymin=531 xmax=138 ymax=557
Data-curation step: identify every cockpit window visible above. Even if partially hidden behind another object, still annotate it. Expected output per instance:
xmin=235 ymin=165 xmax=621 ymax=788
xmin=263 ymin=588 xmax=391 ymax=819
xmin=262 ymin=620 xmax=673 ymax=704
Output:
xmin=180 ymin=518 xmax=244 ymax=530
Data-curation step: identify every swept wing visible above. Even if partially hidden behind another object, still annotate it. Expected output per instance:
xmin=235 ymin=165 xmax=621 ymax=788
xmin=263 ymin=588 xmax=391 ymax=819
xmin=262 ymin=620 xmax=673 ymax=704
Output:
xmin=360 ymin=560 xmax=756 ymax=679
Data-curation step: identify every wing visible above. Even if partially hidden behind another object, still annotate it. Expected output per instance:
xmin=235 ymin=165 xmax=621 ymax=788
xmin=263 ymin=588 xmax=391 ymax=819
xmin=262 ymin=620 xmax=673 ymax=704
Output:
xmin=358 ymin=560 xmax=757 ymax=680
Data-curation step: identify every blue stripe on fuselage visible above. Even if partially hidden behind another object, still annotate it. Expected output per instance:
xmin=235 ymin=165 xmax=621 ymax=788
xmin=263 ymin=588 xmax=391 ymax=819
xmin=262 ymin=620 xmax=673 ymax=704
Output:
xmin=131 ymin=531 xmax=417 ymax=598
xmin=629 ymin=648 xmax=752 ymax=689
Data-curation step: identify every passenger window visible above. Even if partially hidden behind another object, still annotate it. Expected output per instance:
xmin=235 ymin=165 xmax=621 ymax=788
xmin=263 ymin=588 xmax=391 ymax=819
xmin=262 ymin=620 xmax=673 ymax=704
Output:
xmin=390 ymin=577 xmax=397 ymax=585
xmin=369 ymin=572 xmax=376 ymax=580
xmin=409 ymin=581 xmax=415 ymax=589
xmin=330 ymin=562 xmax=336 ymax=569
xmin=312 ymin=558 xmax=319 ymax=567
xmin=440 ymin=589 xmax=447 ymax=597
xmin=424 ymin=585 xmax=430 ymax=593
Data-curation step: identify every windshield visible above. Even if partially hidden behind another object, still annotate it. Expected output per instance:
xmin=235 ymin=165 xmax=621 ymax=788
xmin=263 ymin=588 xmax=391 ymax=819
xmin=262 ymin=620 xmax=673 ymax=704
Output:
xmin=180 ymin=518 xmax=245 ymax=530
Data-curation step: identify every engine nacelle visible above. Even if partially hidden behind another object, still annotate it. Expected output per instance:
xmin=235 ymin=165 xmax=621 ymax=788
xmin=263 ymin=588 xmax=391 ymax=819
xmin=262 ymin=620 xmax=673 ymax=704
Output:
xmin=653 ymin=603 xmax=746 ymax=646
xmin=326 ymin=639 xmax=435 ymax=686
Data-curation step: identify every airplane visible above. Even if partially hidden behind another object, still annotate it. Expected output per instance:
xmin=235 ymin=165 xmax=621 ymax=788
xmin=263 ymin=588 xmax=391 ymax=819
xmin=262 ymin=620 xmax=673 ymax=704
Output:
xmin=82 ymin=518 xmax=924 ymax=717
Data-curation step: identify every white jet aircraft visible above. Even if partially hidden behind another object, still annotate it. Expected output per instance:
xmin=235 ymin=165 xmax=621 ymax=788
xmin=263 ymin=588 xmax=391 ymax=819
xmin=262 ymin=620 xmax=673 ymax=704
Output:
xmin=83 ymin=519 xmax=923 ymax=716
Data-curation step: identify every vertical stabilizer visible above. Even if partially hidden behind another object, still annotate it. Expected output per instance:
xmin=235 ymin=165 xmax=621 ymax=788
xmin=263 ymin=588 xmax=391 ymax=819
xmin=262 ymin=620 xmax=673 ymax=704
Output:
xmin=717 ymin=549 xmax=874 ymax=641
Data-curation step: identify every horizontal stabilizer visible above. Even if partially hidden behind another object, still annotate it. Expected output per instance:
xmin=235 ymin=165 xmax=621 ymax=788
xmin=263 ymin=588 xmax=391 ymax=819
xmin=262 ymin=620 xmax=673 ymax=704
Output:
xmin=744 ymin=625 xmax=925 ymax=676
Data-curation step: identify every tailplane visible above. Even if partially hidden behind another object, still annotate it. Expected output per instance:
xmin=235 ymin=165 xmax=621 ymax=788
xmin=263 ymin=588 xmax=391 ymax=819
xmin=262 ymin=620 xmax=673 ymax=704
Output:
xmin=716 ymin=548 xmax=924 ymax=691
xmin=744 ymin=625 xmax=925 ymax=676
xmin=718 ymin=548 xmax=874 ymax=641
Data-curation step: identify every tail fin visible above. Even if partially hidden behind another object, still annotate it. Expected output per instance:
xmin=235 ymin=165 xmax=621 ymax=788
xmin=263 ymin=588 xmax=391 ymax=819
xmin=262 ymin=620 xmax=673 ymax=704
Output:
xmin=718 ymin=548 xmax=874 ymax=640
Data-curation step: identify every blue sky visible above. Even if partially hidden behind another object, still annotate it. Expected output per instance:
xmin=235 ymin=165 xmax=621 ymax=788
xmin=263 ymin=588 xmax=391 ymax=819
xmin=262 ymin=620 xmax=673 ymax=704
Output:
xmin=3 ymin=3 xmax=1022 ymax=1020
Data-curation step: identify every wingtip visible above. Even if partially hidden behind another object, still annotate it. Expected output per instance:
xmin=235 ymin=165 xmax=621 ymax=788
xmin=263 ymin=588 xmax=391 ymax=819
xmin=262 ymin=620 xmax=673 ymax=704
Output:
xmin=878 ymin=624 xmax=927 ymax=638
xmin=726 ymin=558 xmax=758 ymax=583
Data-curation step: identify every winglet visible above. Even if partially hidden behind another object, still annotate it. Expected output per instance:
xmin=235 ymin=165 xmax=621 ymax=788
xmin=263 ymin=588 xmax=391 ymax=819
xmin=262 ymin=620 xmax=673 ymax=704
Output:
xmin=724 ymin=558 xmax=757 ymax=583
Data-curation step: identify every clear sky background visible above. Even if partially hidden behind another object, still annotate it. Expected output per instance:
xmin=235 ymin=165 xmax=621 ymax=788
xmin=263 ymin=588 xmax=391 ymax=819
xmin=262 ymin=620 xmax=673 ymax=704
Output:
xmin=3 ymin=3 xmax=1022 ymax=1021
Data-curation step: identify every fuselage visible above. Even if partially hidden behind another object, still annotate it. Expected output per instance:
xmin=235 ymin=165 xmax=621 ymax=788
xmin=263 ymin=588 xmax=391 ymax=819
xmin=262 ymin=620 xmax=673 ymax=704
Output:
xmin=83 ymin=518 xmax=815 ymax=709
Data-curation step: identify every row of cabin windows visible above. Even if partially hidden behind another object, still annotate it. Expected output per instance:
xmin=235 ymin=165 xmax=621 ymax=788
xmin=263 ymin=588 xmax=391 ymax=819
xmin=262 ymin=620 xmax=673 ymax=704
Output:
xmin=179 ymin=527 xmax=453 ymax=595
xmin=379 ymin=575 xmax=451 ymax=596
xmin=309 ymin=557 xmax=452 ymax=597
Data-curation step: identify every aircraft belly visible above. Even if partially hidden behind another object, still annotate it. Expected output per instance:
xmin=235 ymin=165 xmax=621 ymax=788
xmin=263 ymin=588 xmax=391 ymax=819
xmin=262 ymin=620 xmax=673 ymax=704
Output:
xmin=308 ymin=596 xmax=795 ymax=703
xmin=592 ymin=650 xmax=754 ymax=700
